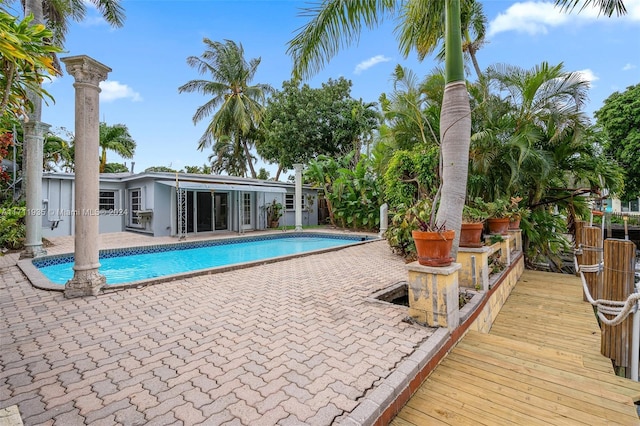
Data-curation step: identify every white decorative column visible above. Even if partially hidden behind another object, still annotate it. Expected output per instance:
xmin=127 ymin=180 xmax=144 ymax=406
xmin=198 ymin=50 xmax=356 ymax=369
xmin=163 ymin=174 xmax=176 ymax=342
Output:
xmin=294 ymin=164 xmax=303 ymax=231
xmin=62 ymin=55 xmax=111 ymax=298
xmin=22 ymin=121 xmax=51 ymax=258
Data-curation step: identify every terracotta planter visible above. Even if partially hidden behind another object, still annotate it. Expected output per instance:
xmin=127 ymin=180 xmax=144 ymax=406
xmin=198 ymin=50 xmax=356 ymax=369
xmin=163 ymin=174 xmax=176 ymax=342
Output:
xmin=460 ymin=223 xmax=484 ymax=248
xmin=412 ymin=229 xmax=455 ymax=267
xmin=508 ymin=217 xmax=521 ymax=230
xmin=487 ymin=218 xmax=510 ymax=235
xmin=269 ymin=220 xmax=280 ymax=228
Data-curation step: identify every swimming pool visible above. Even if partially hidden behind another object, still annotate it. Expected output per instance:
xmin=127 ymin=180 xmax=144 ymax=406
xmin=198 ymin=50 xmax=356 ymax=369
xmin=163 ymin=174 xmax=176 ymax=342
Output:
xmin=31 ymin=233 xmax=375 ymax=288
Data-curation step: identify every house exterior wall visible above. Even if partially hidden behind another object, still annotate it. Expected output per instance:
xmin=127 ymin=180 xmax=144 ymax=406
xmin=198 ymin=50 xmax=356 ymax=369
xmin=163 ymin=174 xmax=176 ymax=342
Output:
xmin=41 ymin=176 xmax=126 ymax=238
xmin=151 ymin=183 xmax=173 ymax=237
xmin=42 ymin=177 xmax=74 ymax=238
xmin=40 ymin=173 xmax=319 ymax=238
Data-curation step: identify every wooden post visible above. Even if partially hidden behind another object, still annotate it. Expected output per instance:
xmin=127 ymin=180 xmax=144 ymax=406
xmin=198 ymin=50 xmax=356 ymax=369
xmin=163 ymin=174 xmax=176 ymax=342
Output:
xmin=601 ymin=239 xmax=637 ymax=378
xmin=581 ymin=226 xmax=602 ymax=302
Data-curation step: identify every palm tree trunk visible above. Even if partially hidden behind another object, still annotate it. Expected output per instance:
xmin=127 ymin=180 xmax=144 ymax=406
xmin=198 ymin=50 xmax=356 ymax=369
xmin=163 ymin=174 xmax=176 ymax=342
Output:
xmin=434 ymin=0 xmax=472 ymax=259
xmin=241 ymin=137 xmax=257 ymax=178
xmin=100 ymin=148 xmax=107 ymax=173
xmin=275 ymin=165 xmax=282 ymax=181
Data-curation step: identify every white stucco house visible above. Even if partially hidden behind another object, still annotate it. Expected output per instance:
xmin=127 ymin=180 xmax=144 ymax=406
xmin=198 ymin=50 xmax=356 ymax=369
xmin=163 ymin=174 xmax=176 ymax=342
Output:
xmin=40 ymin=171 xmax=319 ymax=238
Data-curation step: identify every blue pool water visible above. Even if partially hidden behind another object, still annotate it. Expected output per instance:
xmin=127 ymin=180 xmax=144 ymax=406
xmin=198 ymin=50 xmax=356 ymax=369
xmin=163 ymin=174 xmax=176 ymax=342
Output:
xmin=36 ymin=234 xmax=370 ymax=285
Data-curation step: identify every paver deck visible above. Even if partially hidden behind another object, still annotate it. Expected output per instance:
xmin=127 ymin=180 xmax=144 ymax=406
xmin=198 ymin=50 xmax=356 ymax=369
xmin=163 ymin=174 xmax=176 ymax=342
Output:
xmin=1 ymin=231 xmax=434 ymax=425
xmin=392 ymin=269 xmax=640 ymax=425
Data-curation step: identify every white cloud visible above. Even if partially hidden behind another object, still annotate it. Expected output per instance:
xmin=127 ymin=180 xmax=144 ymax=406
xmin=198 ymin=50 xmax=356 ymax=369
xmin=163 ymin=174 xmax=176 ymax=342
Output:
xmin=42 ymin=74 xmax=58 ymax=85
xmin=576 ymin=68 xmax=599 ymax=87
xmin=622 ymin=63 xmax=637 ymax=71
xmin=354 ymin=55 xmax=391 ymax=75
xmin=488 ymin=0 xmax=640 ymax=37
xmin=99 ymin=81 xmax=142 ymax=102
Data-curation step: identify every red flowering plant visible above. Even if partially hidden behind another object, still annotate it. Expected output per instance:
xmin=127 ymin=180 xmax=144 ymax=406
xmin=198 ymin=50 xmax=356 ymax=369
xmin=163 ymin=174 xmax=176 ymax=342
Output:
xmin=0 ymin=133 xmax=13 ymax=184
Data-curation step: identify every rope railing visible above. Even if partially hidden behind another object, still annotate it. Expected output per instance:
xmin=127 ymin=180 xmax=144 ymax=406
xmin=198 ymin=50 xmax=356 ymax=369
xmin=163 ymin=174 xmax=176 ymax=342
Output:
xmin=574 ymin=246 xmax=639 ymax=382
xmin=573 ymin=252 xmax=639 ymax=327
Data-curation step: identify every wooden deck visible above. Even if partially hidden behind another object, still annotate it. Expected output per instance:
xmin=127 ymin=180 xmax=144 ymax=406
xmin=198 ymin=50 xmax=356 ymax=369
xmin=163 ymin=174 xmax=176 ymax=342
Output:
xmin=392 ymin=270 xmax=640 ymax=425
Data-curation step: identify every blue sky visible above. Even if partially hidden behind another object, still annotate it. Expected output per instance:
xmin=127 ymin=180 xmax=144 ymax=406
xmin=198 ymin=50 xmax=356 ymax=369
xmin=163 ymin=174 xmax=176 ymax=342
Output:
xmin=10 ymin=0 xmax=640 ymax=178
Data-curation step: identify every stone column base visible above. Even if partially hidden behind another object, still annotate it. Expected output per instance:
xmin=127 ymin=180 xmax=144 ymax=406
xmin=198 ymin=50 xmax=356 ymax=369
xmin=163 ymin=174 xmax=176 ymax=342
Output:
xmin=65 ymin=270 xmax=105 ymax=298
xmin=406 ymin=262 xmax=461 ymax=330
xmin=20 ymin=244 xmax=47 ymax=259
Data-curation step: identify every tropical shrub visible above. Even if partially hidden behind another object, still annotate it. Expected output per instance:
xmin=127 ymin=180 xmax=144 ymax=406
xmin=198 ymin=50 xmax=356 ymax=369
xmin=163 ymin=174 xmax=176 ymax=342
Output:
xmin=305 ymin=152 xmax=382 ymax=231
xmin=0 ymin=200 xmax=26 ymax=250
xmin=330 ymin=156 xmax=382 ymax=230
xmin=385 ymin=198 xmax=436 ymax=261
xmin=383 ymin=147 xmax=439 ymax=208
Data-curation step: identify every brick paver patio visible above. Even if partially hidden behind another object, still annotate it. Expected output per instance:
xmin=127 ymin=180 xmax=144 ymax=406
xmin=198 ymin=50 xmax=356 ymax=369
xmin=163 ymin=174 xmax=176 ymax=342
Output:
xmin=0 ymin=232 xmax=434 ymax=425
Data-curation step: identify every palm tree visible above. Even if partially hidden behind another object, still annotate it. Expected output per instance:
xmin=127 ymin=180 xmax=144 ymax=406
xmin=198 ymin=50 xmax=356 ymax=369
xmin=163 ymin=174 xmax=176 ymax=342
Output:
xmin=178 ymin=39 xmax=273 ymax=178
xmin=399 ymin=0 xmax=487 ymax=80
xmin=43 ymin=133 xmax=73 ymax=171
xmin=288 ymin=0 xmax=471 ymax=257
xmin=379 ymin=65 xmax=441 ymax=151
xmin=98 ymin=122 xmax=135 ymax=173
xmin=554 ymin=0 xmax=627 ymax=16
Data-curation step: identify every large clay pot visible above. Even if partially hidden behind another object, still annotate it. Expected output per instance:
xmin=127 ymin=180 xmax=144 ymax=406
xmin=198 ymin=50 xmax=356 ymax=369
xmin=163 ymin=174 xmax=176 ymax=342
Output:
xmin=412 ymin=229 xmax=455 ymax=267
xmin=487 ymin=218 xmax=510 ymax=235
xmin=460 ymin=223 xmax=484 ymax=248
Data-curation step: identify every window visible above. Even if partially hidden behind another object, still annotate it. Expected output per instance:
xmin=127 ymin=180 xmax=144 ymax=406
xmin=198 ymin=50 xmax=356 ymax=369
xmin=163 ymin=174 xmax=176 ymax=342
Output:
xmin=99 ymin=191 xmax=116 ymax=211
xmin=285 ymin=194 xmax=305 ymax=211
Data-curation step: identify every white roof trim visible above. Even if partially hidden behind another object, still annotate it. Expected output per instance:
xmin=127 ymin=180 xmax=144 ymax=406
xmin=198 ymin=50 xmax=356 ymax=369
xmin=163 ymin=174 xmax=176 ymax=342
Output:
xmin=157 ymin=180 xmax=286 ymax=193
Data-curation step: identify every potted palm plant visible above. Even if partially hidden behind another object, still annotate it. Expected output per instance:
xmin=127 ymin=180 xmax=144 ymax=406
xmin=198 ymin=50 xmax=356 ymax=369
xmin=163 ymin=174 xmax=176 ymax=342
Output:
xmin=267 ymin=199 xmax=283 ymax=228
xmin=407 ymin=199 xmax=455 ymax=267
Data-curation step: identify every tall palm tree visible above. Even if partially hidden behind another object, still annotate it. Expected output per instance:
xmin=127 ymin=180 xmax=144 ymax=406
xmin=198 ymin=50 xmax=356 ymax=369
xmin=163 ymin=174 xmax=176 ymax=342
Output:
xmin=399 ymin=0 xmax=487 ymax=80
xmin=178 ymin=39 xmax=273 ymax=178
xmin=98 ymin=122 xmax=135 ymax=173
xmin=288 ymin=0 xmax=471 ymax=257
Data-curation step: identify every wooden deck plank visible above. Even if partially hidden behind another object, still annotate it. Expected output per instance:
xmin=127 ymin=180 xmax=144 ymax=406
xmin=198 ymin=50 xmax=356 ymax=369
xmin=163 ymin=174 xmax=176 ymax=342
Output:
xmin=426 ymin=365 xmax=587 ymax=426
xmin=430 ymin=358 xmax=629 ymax=425
xmin=443 ymin=352 xmax=640 ymax=423
xmin=408 ymin=391 xmax=515 ymax=426
xmin=413 ymin=379 xmax=550 ymax=426
xmin=392 ymin=270 xmax=640 ymax=425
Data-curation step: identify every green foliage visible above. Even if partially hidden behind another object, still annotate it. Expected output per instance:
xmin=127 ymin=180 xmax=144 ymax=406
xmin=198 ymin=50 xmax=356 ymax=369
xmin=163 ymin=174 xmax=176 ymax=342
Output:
xmin=383 ymin=147 xmax=439 ymax=208
xmin=523 ymin=207 xmax=571 ymax=268
xmin=0 ymin=200 xmax=26 ymax=250
xmin=266 ymin=199 xmax=283 ymax=224
xmin=0 ymin=11 xmax=62 ymax=131
xmin=385 ymin=198 xmax=437 ymax=260
xmin=178 ymin=39 xmax=273 ymax=178
xmin=484 ymin=197 xmax=510 ymax=219
xmin=102 ymin=163 xmax=129 ymax=173
xmin=145 ymin=166 xmax=177 ymax=173
xmin=256 ymin=168 xmax=270 ymax=180
xmin=257 ymin=78 xmax=378 ymax=172
xmin=462 ymin=203 xmax=488 ymax=223
xmin=305 ymin=152 xmax=381 ymax=231
xmin=595 ymin=83 xmax=640 ymax=200
xmin=99 ymin=122 xmax=135 ymax=172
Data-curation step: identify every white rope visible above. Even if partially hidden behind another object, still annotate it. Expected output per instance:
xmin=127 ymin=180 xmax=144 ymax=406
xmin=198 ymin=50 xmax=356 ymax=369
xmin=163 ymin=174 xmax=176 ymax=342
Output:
xmin=575 ymin=253 xmax=640 ymax=327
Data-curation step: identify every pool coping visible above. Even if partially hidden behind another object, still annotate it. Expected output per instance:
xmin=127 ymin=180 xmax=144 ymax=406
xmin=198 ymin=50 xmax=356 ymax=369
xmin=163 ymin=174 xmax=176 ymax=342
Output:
xmin=18 ymin=231 xmax=380 ymax=292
